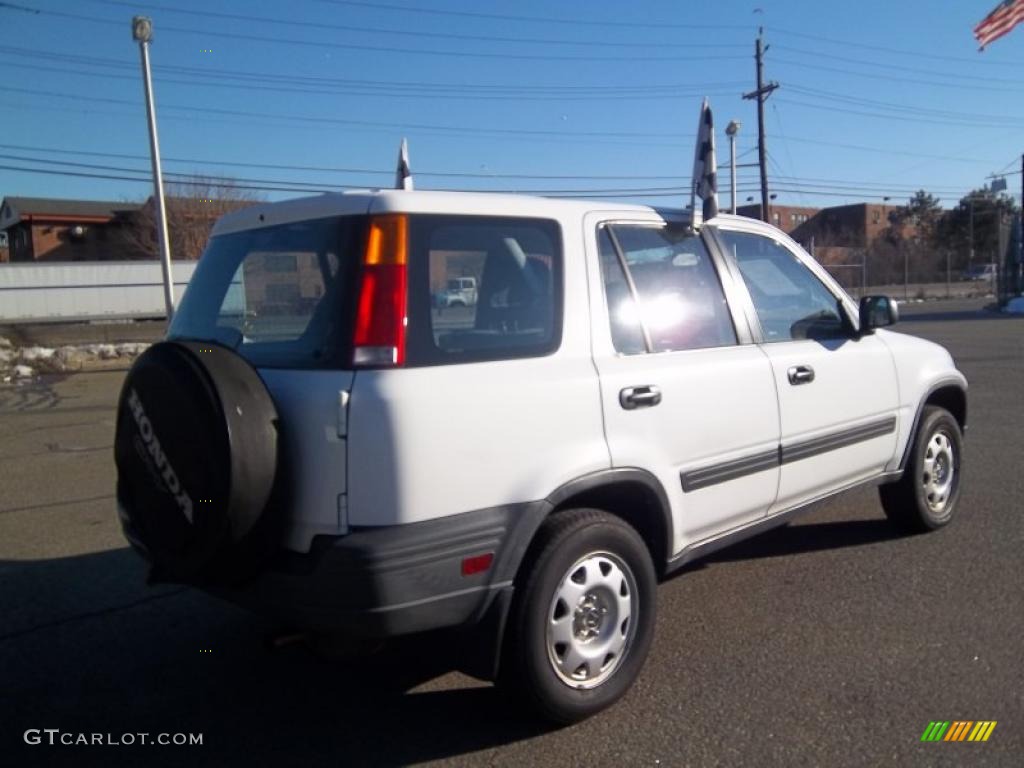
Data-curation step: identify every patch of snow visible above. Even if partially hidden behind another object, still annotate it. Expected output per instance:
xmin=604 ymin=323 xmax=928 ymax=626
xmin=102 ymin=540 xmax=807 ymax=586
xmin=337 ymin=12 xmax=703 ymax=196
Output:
xmin=0 ymin=339 xmax=149 ymax=375
xmin=81 ymin=343 xmax=120 ymax=359
xmin=1005 ymin=296 xmax=1024 ymax=314
xmin=115 ymin=342 xmax=150 ymax=356
xmin=13 ymin=364 xmax=35 ymax=378
xmin=19 ymin=346 xmax=56 ymax=362
xmin=0 ymin=336 xmax=12 ymax=349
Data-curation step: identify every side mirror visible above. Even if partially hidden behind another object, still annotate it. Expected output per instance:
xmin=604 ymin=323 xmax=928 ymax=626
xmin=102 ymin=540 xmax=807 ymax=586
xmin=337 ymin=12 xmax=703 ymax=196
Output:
xmin=859 ymin=295 xmax=899 ymax=334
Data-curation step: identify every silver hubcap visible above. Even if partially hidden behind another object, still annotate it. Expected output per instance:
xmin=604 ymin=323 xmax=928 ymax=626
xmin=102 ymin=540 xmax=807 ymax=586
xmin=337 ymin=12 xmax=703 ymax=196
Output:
xmin=922 ymin=430 xmax=956 ymax=513
xmin=546 ymin=552 xmax=638 ymax=689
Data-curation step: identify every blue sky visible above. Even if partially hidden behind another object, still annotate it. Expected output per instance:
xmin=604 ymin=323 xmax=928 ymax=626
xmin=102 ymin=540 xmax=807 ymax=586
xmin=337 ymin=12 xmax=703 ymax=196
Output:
xmin=1 ymin=0 xmax=1022 ymax=209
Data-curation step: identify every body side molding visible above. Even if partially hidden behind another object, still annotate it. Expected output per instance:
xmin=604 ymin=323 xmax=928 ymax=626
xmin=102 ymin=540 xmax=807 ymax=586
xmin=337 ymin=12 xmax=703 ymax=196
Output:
xmin=679 ymin=415 xmax=898 ymax=493
xmin=780 ymin=416 xmax=896 ymax=465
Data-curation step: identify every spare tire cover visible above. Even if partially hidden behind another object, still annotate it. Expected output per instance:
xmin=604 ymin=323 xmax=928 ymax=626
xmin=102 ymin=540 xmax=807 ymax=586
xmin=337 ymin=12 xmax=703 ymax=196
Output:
xmin=114 ymin=340 xmax=279 ymax=580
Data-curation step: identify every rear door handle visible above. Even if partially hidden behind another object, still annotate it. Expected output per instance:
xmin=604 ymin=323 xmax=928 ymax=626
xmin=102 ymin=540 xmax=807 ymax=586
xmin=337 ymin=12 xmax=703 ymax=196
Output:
xmin=620 ymin=385 xmax=662 ymax=410
xmin=787 ymin=365 xmax=815 ymax=385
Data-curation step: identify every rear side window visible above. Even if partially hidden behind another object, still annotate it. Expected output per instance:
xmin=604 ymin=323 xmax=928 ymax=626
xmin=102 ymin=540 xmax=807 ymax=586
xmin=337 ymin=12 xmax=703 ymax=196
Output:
xmin=168 ymin=216 xmax=361 ymax=369
xmin=405 ymin=215 xmax=562 ymax=365
xmin=598 ymin=223 xmax=736 ymax=354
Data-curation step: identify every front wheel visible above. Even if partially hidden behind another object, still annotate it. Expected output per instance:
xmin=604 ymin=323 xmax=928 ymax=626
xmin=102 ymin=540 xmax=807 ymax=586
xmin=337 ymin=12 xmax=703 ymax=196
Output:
xmin=879 ymin=406 xmax=963 ymax=533
xmin=499 ymin=509 xmax=656 ymax=724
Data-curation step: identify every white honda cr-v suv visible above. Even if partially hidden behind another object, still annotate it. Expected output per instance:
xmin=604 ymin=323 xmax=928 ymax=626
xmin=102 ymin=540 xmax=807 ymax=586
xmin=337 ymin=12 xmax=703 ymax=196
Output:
xmin=115 ymin=189 xmax=966 ymax=724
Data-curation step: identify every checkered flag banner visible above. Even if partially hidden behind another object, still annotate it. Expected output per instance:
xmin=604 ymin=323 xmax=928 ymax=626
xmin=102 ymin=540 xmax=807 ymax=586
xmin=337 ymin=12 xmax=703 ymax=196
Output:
xmin=395 ymin=137 xmax=413 ymax=191
xmin=691 ymin=98 xmax=719 ymax=220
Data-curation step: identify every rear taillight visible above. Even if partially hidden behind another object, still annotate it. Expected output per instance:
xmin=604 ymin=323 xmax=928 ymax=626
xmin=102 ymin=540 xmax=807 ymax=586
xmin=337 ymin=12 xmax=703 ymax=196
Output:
xmin=353 ymin=214 xmax=408 ymax=367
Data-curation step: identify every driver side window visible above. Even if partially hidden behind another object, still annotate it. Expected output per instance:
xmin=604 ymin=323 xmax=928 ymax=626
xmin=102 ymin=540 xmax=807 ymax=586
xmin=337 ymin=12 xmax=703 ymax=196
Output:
xmin=717 ymin=230 xmax=847 ymax=342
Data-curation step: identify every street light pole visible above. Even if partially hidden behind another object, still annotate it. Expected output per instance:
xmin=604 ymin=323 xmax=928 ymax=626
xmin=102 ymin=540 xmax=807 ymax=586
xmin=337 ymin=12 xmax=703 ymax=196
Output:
xmin=132 ymin=16 xmax=175 ymax=322
xmin=725 ymin=120 xmax=741 ymax=214
xmin=969 ymin=197 xmax=975 ymax=271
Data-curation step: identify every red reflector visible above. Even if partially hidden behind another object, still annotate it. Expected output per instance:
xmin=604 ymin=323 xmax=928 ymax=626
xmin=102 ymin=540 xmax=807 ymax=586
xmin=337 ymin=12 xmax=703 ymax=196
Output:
xmin=461 ymin=553 xmax=494 ymax=576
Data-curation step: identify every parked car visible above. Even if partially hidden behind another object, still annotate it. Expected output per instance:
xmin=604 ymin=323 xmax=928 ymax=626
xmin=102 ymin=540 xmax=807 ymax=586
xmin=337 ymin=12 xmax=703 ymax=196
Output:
xmin=436 ymin=276 xmax=478 ymax=307
xmin=962 ymin=263 xmax=997 ymax=281
xmin=115 ymin=190 xmax=966 ymax=724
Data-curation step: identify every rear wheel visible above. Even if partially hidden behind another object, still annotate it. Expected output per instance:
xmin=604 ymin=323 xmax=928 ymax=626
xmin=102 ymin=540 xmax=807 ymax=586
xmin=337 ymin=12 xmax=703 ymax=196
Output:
xmin=499 ymin=509 xmax=656 ymax=724
xmin=879 ymin=406 xmax=963 ymax=533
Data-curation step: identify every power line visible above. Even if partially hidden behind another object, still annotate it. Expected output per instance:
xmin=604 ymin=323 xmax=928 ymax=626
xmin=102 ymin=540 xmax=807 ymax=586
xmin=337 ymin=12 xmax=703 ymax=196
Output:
xmin=771 ymin=26 xmax=1023 ymax=68
xmin=0 ymin=142 xmax=703 ymax=181
xmin=84 ymin=0 xmax=745 ymax=52
xmin=0 ymin=158 xmax=973 ymax=204
xmin=775 ymin=44 xmax=1024 ymax=86
xmin=0 ymin=44 xmax=748 ymax=95
xmin=772 ymin=135 xmax=975 ymax=164
xmin=0 ymin=84 xmax=702 ymax=142
xmin=7 ymin=2 xmax=748 ymax=63
xmin=2 ymin=98 xmax=697 ymax=150
xmin=311 ymin=0 xmax=749 ymax=31
xmin=1 ymin=140 xmax=967 ymax=192
xmin=0 ymin=152 xmax=699 ymax=195
xmin=0 ymin=55 xmax=746 ymax=104
xmin=771 ymin=56 xmax=1024 ymax=93
xmin=777 ymin=98 xmax=1024 ymax=129
xmin=786 ymin=84 xmax=1024 ymax=125
xmin=0 ymin=157 xmax=702 ymax=196
xmin=739 ymin=172 xmax=968 ymax=194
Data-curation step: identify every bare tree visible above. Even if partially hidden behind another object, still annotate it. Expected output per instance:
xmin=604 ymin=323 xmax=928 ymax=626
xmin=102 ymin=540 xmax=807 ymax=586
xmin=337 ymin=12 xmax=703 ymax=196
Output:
xmin=118 ymin=176 xmax=262 ymax=260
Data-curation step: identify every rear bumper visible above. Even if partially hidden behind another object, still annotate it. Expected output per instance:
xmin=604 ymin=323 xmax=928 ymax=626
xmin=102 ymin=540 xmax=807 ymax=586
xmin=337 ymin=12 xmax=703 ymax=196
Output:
xmin=209 ymin=500 xmax=548 ymax=638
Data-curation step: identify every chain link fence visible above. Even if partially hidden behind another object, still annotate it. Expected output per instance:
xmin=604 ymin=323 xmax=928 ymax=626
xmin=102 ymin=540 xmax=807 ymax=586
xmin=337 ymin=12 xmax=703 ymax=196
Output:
xmin=816 ymin=223 xmax=1022 ymax=304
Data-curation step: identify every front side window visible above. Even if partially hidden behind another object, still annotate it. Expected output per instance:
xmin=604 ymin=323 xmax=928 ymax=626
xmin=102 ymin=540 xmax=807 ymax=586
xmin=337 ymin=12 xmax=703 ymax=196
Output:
xmin=405 ymin=215 xmax=562 ymax=365
xmin=597 ymin=223 xmax=736 ymax=354
xmin=716 ymin=229 xmax=847 ymax=342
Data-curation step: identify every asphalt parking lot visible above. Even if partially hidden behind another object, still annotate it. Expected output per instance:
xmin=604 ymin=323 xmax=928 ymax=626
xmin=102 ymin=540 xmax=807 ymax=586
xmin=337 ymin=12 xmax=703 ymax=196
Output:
xmin=1 ymin=298 xmax=1021 ymax=767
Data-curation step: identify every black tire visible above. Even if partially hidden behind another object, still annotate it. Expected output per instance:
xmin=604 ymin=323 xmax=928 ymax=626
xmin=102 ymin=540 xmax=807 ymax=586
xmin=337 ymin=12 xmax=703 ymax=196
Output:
xmin=114 ymin=340 xmax=280 ymax=582
xmin=499 ymin=509 xmax=656 ymax=724
xmin=879 ymin=406 xmax=963 ymax=533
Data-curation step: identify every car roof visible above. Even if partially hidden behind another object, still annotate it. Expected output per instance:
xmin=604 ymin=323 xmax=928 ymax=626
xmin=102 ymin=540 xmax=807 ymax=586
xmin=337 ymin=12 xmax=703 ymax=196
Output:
xmin=210 ymin=189 xmax=700 ymax=237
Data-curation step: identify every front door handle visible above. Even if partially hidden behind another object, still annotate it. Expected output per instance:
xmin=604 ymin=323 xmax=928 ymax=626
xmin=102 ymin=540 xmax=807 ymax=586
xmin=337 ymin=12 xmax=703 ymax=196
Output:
xmin=787 ymin=365 xmax=815 ymax=385
xmin=620 ymin=385 xmax=662 ymax=410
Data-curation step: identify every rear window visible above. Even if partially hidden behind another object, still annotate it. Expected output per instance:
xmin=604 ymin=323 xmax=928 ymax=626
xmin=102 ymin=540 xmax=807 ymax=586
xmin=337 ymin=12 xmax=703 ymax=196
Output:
xmin=168 ymin=216 xmax=362 ymax=369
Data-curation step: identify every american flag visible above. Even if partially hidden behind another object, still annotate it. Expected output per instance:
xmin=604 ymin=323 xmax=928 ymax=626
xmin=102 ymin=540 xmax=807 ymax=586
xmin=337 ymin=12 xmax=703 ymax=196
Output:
xmin=691 ymin=98 xmax=719 ymax=220
xmin=974 ymin=0 xmax=1024 ymax=49
xmin=395 ymin=137 xmax=413 ymax=191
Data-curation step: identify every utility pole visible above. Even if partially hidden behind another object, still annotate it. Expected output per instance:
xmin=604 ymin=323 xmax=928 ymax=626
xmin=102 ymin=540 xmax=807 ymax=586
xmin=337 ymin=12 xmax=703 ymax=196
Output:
xmin=743 ymin=28 xmax=778 ymax=224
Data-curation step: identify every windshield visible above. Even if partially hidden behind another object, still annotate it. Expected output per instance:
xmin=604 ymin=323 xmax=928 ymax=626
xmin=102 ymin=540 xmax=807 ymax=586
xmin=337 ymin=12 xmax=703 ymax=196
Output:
xmin=168 ymin=216 xmax=362 ymax=369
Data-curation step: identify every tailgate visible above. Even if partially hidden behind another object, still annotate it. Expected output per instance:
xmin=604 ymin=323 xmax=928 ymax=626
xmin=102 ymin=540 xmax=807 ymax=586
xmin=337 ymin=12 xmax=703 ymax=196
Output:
xmin=259 ymin=368 xmax=354 ymax=552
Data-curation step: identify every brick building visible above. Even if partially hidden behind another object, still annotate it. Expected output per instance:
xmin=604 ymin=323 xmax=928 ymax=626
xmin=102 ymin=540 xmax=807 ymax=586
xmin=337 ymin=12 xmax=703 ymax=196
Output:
xmin=0 ymin=197 xmax=144 ymax=262
xmin=792 ymin=202 xmax=903 ymax=248
xmin=736 ymin=201 xmax=908 ymax=249
xmin=736 ymin=203 xmax=820 ymax=235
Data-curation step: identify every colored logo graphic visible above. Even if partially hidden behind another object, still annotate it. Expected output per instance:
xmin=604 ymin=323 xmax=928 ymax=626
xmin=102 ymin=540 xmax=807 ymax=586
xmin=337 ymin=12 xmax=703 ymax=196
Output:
xmin=921 ymin=721 xmax=997 ymax=742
